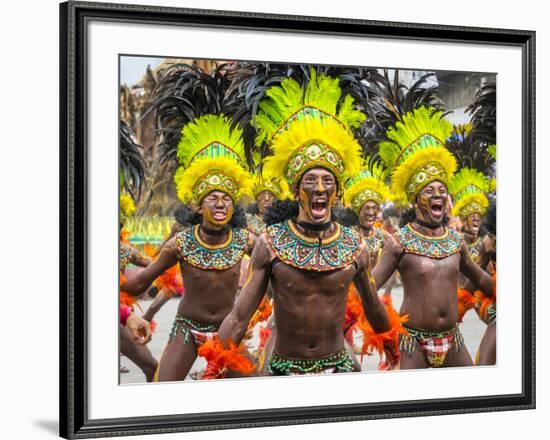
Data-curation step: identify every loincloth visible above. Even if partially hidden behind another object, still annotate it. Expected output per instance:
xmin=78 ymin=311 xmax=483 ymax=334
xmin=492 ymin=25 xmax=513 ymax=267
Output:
xmin=267 ymin=349 xmax=355 ymax=376
xmin=169 ymin=314 xmax=220 ymax=346
xmin=400 ymin=324 xmax=464 ymax=368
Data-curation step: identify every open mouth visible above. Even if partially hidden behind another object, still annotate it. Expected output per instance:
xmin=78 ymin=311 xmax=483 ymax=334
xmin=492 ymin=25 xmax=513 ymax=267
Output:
xmin=310 ymin=197 xmax=328 ymax=220
xmin=430 ymin=201 xmax=444 ymax=218
xmin=212 ymin=210 xmax=227 ymax=221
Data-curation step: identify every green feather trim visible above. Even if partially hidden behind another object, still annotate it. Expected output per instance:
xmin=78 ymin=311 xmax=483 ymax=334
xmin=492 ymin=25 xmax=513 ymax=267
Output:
xmin=380 ymin=106 xmax=453 ymax=170
xmin=176 ymin=114 xmax=246 ymax=168
xmin=254 ymin=68 xmax=365 ymax=147
xmin=448 ymin=167 xmax=490 ymax=201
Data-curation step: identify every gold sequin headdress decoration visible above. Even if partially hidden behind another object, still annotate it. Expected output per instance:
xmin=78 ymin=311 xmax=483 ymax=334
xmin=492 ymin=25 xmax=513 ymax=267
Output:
xmin=448 ymin=167 xmax=491 ymax=219
xmin=343 ymin=158 xmax=390 ymax=214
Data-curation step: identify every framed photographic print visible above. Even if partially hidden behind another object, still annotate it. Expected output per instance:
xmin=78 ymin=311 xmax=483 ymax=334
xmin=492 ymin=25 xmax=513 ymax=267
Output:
xmin=60 ymin=1 xmax=535 ymax=438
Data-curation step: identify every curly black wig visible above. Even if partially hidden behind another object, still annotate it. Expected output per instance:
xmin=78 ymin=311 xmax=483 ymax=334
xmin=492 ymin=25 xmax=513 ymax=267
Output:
xmin=264 ymin=200 xmax=299 ymax=226
xmin=484 ymin=201 xmax=496 ymax=235
xmin=174 ymin=205 xmax=197 ymax=227
xmin=245 ymin=203 xmax=260 ymax=215
xmin=399 ymin=208 xmax=417 ymax=228
xmin=230 ymin=205 xmax=248 ymax=228
xmin=333 ymin=207 xmax=359 ymax=227
xmin=383 ymin=206 xmax=399 ymax=220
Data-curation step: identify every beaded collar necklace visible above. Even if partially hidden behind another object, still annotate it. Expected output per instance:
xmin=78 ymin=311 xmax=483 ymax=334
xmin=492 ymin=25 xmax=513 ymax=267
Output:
xmin=175 ymin=225 xmax=248 ymax=270
xmin=266 ymin=220 xmax=361 ymax=271
xmin=362 ymin=227 xmax=385 ymax=253
xmin=395 ymin=223 xmax=462 ymax=259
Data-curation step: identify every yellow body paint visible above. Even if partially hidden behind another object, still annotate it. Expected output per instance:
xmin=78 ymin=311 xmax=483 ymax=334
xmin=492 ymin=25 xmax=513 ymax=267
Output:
xmin=203 ymin=205 xmax=233 ymax=226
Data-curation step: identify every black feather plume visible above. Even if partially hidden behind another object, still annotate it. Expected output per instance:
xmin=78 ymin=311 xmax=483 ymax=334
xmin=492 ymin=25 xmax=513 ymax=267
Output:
xmin=359 ymin=70 xmax=447 ymax=172
xmin=147 ymin=63 xmax=232 ymax=165
xmin=467 ymin=79 xmax=496 ymax=153
xmin=446 ymin=124 xmax=495 ymax=175
xmin=120 ymin=120 xmax=146 ymax=199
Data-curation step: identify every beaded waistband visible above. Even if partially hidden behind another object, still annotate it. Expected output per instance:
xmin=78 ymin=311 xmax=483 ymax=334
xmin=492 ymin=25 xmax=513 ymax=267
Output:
xmin=267 ymin=349 xmax=355 ymax=375
xmin=402 ymin=324 xmax=458 ymax=339
xmin=400 ymin=324 xmax=464 ymax=355
xmin=170 ymin=314 xmax=220 ymax=343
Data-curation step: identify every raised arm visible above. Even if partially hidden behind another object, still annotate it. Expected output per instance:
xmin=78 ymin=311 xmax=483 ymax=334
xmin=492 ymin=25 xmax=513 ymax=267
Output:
xmin=353 ymin=247 xmax=402 ymax=368
xmin=142 ymin=288 xmax=173 ymax=322
xmin=459 ymin=240 xmax=495 ymax=297
xmin=123 ymin=237 xmax=180 ymax=296
xmin=372 ymin=234 xmax=403 ymax=290
xmin=217 ymin=234 xmax=272 ymax=347
xmin=353 ymin=246 xmax=390 ymax=333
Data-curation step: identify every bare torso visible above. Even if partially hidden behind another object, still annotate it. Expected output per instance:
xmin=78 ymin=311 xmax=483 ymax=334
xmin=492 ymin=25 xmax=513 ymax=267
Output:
xmin=176 ymin=260 xmax=242 ymax=325
xmin=218 ymin=219 xmax=394 ymax=370
xmin=398 ymin=252 xmax=461 ymax=330
xmin=270 ymin=260 xmax=356 ymax=359
xmin=372 ymin=223 xmax=481 ymax=333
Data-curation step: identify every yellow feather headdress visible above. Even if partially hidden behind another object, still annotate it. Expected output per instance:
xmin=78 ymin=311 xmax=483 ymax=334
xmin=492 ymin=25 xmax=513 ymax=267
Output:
xmin=173 ymin=114 xmax=252 ymax=204
xmin=251 ymin=172 xmax=290 ymax=200
xmin=120 ymin=192 xmax=136 ymax=224
xmin=257 ymin=69 xmax=364 ymax=194
xmin=380 ymin=106 xmax=457 ymax=204
xmin=343 ymin=159 xmax=391 ymax=214
xmin=448 ymin=167 xmax=491 ymax=219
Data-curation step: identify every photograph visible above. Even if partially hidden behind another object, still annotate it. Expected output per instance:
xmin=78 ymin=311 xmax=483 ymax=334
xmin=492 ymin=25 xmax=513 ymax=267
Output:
xmin=58 ymin=1 xmax=535 ymax=438
xmin=3 ymin=0 xmax=547 ymax=438
xmin=118 ymin=56 xmax=498 ymax=384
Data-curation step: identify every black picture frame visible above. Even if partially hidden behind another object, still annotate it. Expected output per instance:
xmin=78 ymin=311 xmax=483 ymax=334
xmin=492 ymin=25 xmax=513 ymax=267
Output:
xmin=60 ymin=1 xmax=536 ymax=438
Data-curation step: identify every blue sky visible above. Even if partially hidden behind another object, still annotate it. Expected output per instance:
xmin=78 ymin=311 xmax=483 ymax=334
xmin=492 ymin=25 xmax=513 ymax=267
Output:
xmin=120 ymin=56 xmax=164 ymax=86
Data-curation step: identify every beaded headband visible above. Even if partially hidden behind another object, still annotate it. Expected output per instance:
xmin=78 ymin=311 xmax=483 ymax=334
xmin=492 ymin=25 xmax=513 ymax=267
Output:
xmin=286 ymin=142 xmax=345 ymax=189
xmin=192 ymin=169 xmax=238 ymax=203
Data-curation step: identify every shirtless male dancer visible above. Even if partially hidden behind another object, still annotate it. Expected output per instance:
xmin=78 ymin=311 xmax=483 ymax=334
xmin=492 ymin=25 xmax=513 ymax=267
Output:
xmin=207 ymin=71 xmax=401 ymax=376
xmin=124 ymin=114 xmax=255 ymax=380
xmin=373 ymin=107 xmax=495 ymax=369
